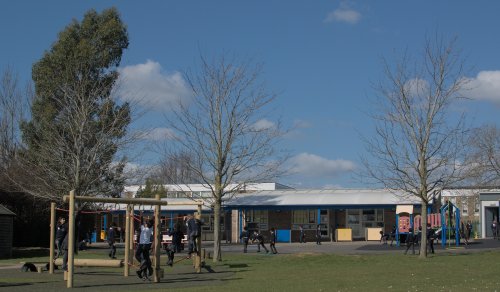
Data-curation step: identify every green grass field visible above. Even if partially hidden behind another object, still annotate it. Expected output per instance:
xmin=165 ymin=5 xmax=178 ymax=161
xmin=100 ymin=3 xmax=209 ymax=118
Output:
xmin=175 ymin=252 xmax=500 ymax=291
xmin=1 ymin=248 xmax=499 ymax=291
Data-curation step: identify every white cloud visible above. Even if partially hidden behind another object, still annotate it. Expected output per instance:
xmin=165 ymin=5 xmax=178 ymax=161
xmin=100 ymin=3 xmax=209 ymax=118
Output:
xmin=252 ymin=119 xmax=276 ymax=131
xmin=288 ymin=153 xmax=356 ymax=178
xmin=324 ymin=4 xmax=361 ymax=24
xmin=115 ymin=60 xmax=191 ymax=110
xmin=143 ymin=127 xmax=176 ymax=141
xmin=464 ymin=71 xmax=500 ymax=104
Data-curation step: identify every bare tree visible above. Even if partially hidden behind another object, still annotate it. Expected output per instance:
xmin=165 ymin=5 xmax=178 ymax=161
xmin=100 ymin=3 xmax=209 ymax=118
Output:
xmin=19 ymin=77 xmax=133 ymax=201
xmin=0 ymin=67 xmax=31 ymax=190
xmin=166 ymin=55 xmax=286 ymax=261
xmin=362 ymin=35 xmax=470 ymax=257
xmin=468 ymin=125 xmax=500 ymax=186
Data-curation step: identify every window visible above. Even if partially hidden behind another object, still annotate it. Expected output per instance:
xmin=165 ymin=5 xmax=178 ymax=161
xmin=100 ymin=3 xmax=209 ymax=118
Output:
xmin=293 ymin=210 xmax=317 ymax=225
xmin=245 ymin=210 xmax=268 ymax=231
xmin=462 ymin=199 xmax=468 ymax=215
xmin=474 ymin=199 xmax=480 ymax=215
xmin=200 ymin=214 xmax=225 ymax=231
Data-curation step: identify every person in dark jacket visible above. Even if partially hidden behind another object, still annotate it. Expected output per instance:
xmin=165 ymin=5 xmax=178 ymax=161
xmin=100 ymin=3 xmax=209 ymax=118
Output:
xmin=252 ymin=230 xmax=269 ymax=253
xmin=165 ymin=223 xmax=184 ymax=266
xmin=404 ymin=228 xmax=419 ymax=255
xmin=426 ymin=224 xmax=435 ymax=254
xmin=299 ymin=225 xmax=306 ymax=243
xmin=57 ymin=219 xmax=69 ymax=270
xmin=240 ymin=226 xmax=250 ymax=253
xmin=108 ymin=222 xmax=117 ymax=259
xmin=316 ymin=224 xmax=322 ymax=245
xmin=389 ymin=225 xmax=397 ymax=246
xmin=270 ymin=227 xmax=278 ymax=254
xmin=186 ymin=215 xmax=202 ymax=257
xmin=55 ymin=217 xmax=67 ymax=259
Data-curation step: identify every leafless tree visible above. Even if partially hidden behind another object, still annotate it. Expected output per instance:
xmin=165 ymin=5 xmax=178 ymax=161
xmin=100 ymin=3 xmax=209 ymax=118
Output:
xmin=0 ymin=67 xmax=31 ymax=190
xmin=17 ymin=72 xmax=139 ymax=201
xmin=467 ymin=125 xmax=500 ymax=186
xmin=362 ymin=35 xmax=471 ymax=257
xmin=166 ymin=55 xmax=287 ymax=261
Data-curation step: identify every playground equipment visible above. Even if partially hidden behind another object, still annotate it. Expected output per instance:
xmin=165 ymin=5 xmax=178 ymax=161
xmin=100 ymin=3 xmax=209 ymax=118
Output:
xmin=395 ymin=205 xmax=414 ymax=246
xmin=395 ymin=202 xmax=462 ymax=248
xmin=54 ymin=258 xmax=123 ymax=267
xmin=440 ymin=201 xmax=461 ymax=247
xmin=50 ymin=191 xmax=203 ymax=288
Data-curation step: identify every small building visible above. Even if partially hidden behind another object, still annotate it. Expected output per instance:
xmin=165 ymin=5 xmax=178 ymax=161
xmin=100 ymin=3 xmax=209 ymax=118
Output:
xmin=479 ymin=191 xmax=500 ymax=238
xmin=0 ymin=205 xmax=16 ymax=258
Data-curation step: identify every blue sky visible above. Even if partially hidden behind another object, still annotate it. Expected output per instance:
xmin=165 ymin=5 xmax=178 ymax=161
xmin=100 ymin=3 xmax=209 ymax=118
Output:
xmin=2 ymin=1 xmax=500 ymax=189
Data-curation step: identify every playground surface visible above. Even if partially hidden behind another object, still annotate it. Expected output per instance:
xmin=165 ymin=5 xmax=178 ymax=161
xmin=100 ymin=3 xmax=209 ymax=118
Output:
xmin=1 ymin=239 xmax=500 ymax=291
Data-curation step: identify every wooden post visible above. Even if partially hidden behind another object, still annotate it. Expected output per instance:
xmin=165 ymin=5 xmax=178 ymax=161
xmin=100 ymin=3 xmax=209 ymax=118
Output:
xmin=67 ymin=190 xmax=75 ymax=288
xmin=153 ymin=194 xmax=161 ymax=282
xmin=124 ymin=204 xmax=130 ymax=277
xmin=49 ymin=202 xmax=55 ymax=274
xmin=195 ymin=203 xmax=202 ymax=273
xmin=129 ymin=205 xmax=135 ymax=267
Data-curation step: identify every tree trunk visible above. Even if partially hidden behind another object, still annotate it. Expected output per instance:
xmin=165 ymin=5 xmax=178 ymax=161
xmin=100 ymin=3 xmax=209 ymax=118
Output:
xmin=212 ymin=199 xmax=222 ymax=262
xmin=419 ymin=201 xmax=428 ymax=258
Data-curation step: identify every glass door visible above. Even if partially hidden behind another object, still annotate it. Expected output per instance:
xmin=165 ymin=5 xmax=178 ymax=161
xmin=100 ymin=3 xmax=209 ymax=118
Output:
xmin=347 ymin=209 xmax=362 ymax=238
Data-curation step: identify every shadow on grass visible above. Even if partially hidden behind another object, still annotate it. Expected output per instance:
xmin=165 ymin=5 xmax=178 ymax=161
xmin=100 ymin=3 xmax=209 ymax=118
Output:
xmin=76 ymin=276 xmax=221 ymax=288
xmin=0 ymin=283 xmax=33 ymax=288
xmin=227 ymin=264 xmax=248 ymax=268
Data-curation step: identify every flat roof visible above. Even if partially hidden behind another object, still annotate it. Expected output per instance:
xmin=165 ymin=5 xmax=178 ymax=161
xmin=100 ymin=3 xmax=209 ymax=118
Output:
xmin=224 ymin=189 xmax=421 ymax=208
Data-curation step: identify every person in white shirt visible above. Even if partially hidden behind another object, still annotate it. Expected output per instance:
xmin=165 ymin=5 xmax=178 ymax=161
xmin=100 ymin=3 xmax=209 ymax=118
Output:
xmin=135 ymin=216 xmax=153 ymax=280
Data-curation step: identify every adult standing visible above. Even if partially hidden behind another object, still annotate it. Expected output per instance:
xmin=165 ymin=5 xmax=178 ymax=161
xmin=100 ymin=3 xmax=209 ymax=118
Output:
xmin=135 ymin=217 xmax=153 ymax=280
xmin=492 ymin=218 xmax=498 ymax=240
xmin=55 ymin=217 xmax=67 ymax=259
xmin=316 ymin=224 xmax=322 ymax=245
xmin=466 ymin=220 xmax=473 ymax=241
xmin=58 ymin=218 xmax=69 ymax=270
xmin=299 ymin=225 xmax=305 ymax=243
xmin=107 ymin=222 xmax=117 ymax=259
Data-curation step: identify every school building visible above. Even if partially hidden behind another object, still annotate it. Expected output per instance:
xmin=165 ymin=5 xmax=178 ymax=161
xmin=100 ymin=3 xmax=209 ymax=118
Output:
xmin=89 ymin=183 xmax=499 ymax=243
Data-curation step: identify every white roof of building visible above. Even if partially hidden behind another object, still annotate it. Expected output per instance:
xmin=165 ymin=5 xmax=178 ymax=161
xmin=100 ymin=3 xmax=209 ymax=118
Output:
xmin=224 ymin=189 xmax=421 ymax=207
xmin=441 ymin=188 xmax=500 ymax=197
xmin=123 ymin=182 xmax=290 ymax=197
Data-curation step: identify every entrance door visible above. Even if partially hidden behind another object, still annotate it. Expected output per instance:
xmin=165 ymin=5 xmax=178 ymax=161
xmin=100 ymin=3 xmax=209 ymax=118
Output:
xmin=485 ymin=207 xmax=499 ymax=237
xmin=347 ymin=209 xmax=362 ymax=238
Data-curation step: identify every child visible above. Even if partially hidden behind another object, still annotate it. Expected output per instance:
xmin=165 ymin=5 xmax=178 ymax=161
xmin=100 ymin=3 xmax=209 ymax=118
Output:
xmin=270 ymin=228 xmax=278 ymax=254
xmin=239 ymin=226 xmax=250 ymax=253
xmin=252 ymin=230 xmax=269 ymax=253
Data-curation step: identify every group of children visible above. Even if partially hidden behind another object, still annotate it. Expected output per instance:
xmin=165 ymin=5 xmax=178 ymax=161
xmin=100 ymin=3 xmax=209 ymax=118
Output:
xmin=239 ymin=226 xmax=278 ymax=254
xmin=379 ymin=224 xmax=439 ymax=254
xmin=55 ymin=213 xmax=202 ymax=282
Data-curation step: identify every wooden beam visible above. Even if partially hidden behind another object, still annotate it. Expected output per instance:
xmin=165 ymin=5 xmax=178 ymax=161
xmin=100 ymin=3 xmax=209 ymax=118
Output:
xmin=153 ymin=194 xmax=161 ymax=283
xmin=49 ymin=202 xmax=55 ymax=274
xmin=67 ymin=190 xmax=75 ymax=288
xmin=63 ymin=195 xmax=170 ymax=205
xmin=124 ymin=204 xmax=130 ymax=277
xmin=55 ymin=258 xmax=123 ymax=267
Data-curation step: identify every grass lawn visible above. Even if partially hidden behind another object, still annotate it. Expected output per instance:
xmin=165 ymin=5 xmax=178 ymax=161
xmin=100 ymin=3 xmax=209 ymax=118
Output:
xmin=1 ymin=249 xmax=499 ymax=291
xmin=174 ymin=251 xmax=500 ymax=291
